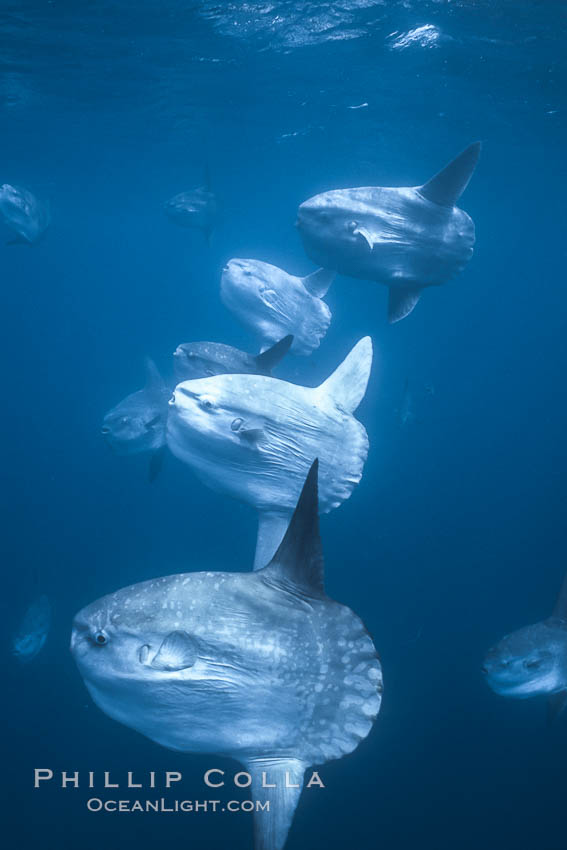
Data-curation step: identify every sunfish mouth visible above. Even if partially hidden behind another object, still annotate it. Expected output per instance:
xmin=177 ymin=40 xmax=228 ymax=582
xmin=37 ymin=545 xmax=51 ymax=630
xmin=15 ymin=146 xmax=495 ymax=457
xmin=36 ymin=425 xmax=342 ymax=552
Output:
xmin=101 ymin=426 xmax=110 ymax=435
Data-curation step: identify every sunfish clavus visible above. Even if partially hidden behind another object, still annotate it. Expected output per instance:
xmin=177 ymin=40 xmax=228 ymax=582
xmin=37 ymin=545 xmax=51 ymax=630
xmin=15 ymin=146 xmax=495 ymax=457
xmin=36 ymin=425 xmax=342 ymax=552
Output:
xmin=296 ymin=142 xmax=481 ymax=323
xmin=167 ymin=337 xmax=372 ymax=568
xmin=71 ymin=461 xmax=382 ymax=850
xmin=483 ymin=570 xmax=567 ymax=723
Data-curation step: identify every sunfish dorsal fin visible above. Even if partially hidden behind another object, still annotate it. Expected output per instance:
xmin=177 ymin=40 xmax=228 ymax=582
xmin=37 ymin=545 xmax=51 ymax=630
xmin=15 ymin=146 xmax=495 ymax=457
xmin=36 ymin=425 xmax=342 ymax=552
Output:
xmin=255 ymin=335 xmax=294 ymax=374
xmin=302 ymin=267 xmax=335 ymax=298
xmin=144 ymin=357 xmax=165 ymax=392
xmin=246 ymin=758 xmax=306 ymax=850
xmin=419 ymin=141 xmax=481 ymax=207
xmin=317 ymin=336 xmax=372 ymax=413
xmin=261 ymin=459 xmax=324 ymax=598
xmin=552 ymin=571 xmax=567 ymax=620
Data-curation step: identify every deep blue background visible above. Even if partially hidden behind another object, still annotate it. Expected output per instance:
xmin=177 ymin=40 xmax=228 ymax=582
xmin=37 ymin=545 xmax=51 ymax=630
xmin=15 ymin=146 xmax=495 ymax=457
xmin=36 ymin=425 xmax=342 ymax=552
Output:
xmin=1 ymin=2 xmax=566 ymax=848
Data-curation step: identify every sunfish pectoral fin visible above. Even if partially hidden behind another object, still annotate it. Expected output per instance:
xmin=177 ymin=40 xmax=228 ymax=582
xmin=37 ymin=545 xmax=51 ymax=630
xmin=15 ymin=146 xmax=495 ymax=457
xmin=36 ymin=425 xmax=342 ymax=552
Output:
xmin=302 ymin=267 xmax=336 ymax=297
xmin=245 ymin=758 xmax=306 ymax=850
xmin=352 ymin=226 xmax=374 ymax=250
xmin=261 ymin=460 xmax=325 ymax=597
xmin=148 ymin=445 xmax=167 ymax=484
xmin=239 ymin=427 xmax=264 ymax=442
xmin=418 ymin=141 xmax=481 ymax=207
xmin=316 ymin=336 xmax=373 ymax=413
xmin=547 ymin=690 xmax=567 ymax=727
xmin=388 ymin=286 xmax=422 ymax=323
xmin=254 ymin=334 xmax=294 ymax=374
xmin=150 ymin=630 xmax=197 ymax=671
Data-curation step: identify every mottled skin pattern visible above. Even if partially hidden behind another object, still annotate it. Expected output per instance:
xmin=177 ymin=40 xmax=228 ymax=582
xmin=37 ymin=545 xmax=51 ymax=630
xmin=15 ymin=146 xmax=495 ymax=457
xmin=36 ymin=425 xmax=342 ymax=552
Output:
xmin=483 ymin=618 xmax=567 ymax=698
xmin=221 ymin=259 xmax=331 ymax=355
xmin=71 ymin=569 xmax=381 ymax=763
xmin=297 ymin=185 xmax=474 ymax=288
xmin=174 ymin=341 xmax=268 ymax=381
xmin=0 ymin=184 xmax=51 ymax=243
xmin=12 ymin=595 xmax=51 ymax=662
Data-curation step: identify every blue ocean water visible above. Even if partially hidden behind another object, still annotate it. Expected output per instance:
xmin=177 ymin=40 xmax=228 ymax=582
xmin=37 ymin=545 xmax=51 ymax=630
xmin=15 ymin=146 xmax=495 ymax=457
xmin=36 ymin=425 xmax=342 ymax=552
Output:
xmin=2 ymin=1 xmax=566 ymax=848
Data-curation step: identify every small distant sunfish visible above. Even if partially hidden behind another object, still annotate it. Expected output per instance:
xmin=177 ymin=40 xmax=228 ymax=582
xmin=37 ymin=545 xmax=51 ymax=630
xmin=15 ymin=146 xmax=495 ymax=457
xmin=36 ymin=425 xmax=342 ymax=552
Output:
xmin=483 ymin=571 xmax=567 ymax=722
xmin=173 ymin=334 xmax=293 ymax=381
xmin=296 ymin=142 xmax=481 ymax=322
xmin=221 ymin=258 xmax=335 ymax=355
xmin=102 ymin=359 xmax=170 ymax=482
xmin=164 ymin=167 xmax=217 ymax=240
xmin=71 ymin=461 xmax=382 ymax=850
xmin=167 ymin=337 xmax=372 ymax=568
xmin=12 ymin=595 xmax=51 ymax=662
xmin=0 ymin=184 xmax=51 ymax=244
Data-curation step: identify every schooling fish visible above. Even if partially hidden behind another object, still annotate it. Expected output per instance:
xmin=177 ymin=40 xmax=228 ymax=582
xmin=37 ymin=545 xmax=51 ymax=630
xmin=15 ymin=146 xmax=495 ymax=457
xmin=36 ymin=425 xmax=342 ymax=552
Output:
xmin=483 ymin=571 xmax=567 ymax=723
xmin=71 ymin=461 xmax=382 ymax=850
xmin=167 ymin=337 xmax=372 ymax=568
xmin=164 ymin=166 xmax=217 ymax=241
xmin=296 ymin=142 xmax=481 ymax=322
xmin=173 ymin=335 xmax=293 ymax=381
xmin=0 ymin=184 xmax=51 ymax=244
xmin=12 ymin=595 xmax=51 ymax=662
xmin=221 ymin=258 xmax=334 ymax=355
xmin=102 ymin=359 xmax=170 ymax=483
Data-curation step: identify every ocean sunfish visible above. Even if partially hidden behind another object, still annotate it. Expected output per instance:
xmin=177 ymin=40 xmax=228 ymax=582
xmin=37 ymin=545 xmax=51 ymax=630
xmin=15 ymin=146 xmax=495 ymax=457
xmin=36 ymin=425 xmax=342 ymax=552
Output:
xmin=164 ymin=167 xmax=217 ymax=241
xmin=220 ymin=258 xmax=335 ymax=355
xmin=0 ymin=184 xmax=51 ymax=244
xmin=12 ymin=595 xmax=51 ymax=662
xmin=71 ymin=461 xmax=382 ymax=850
xmin=483 ymin=571 xmax=567 ymax=723
xmin=167 ymin=337 xmax=372 ymax=568
xmin=296 ymin=142 xmax=481 ymax=323
xmin=102 ymin=359 xmax=170 ymax=483
xmin=173 ymin=335 xmax=293 ymax=381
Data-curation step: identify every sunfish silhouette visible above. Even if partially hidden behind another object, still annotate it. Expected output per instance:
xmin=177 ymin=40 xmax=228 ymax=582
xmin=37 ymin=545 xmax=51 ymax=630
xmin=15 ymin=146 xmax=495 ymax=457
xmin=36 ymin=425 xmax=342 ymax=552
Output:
xmin=71 ymin=461 xmax=382 ymax=850
xmin=483 ymin=570 xmax=567 ymax=723
xmin=296 ymin=142 xmax=481 ymax=322
xmin=167 ymin=337 xmax=372 ymax=568
xmin=0 ymin=184 xmax=51 ymax=244
xmin=12 ymin=595 xmax=51 ymax=662
xmin=173 ymin=335 xmax=293 ymax=381
xmin=221 ymin=258 xmax=334 ymax=355
xmin=164 ymin=166 xmax=217 ymax=242
xmin=102 ymin=359 xmax=170 ymax=483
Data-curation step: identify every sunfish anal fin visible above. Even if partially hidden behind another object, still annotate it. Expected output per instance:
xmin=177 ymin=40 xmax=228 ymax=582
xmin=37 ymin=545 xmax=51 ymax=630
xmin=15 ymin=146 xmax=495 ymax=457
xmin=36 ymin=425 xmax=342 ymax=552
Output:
xmin=246 ymin=758 xmax=306 ymax=850
xmin=261 ymin=459 xmax=325 ymax=597
xmin=255 ymin=335 xmax=294 ymax=374
xmin=316 ymin=336 xmax=372 ymax=413
xmin=547 ymin=690 xmax=567 ymax=727
xmin=418 ymin=141 xmax=481 ymax=207
xmin=150 ymin=630 xmax=197 ymax=671
xmin=388 ymin=286 xmax=422 ymax=323
xmin=302 ymin=267 xmax=335 ymax=297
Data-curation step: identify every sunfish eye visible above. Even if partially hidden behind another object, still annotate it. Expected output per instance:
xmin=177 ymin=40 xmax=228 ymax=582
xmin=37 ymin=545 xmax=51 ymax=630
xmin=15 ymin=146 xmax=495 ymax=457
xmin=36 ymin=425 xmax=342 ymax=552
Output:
xmin=200 ymin=396 xmax=214 ymax=410
xmin=231 ymin=417 xmax=244 ymax=432
xmin=101 ymin=426 xmax=110 ymax=435
xmin=94 ymin=631 xmax=108 ymax=646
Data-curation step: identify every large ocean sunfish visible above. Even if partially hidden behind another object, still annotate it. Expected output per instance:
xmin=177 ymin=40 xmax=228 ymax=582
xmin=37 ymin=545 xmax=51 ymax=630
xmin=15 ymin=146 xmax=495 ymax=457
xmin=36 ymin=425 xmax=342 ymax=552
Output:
xmin=71 ymin=461 xmax=382 ymax=850
xmin=12 ymin=595 xmax=51 ymax=662
xmin=221 ymin=258 xmax=335 ymax=355
xmin=167 ymin=337 xmax=372 ymax=568
xmin=296 ymin=142 xmax=481 ymax=323
xmin=483 ymin=570 xmax=567 ymax=723
xmin=0 ymin=183 xmax=51 ymax=244
xmin=173 ymin=335 xmax=293 ymax=381
xmin=102 ymin=359 xmax=170 ymax=483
